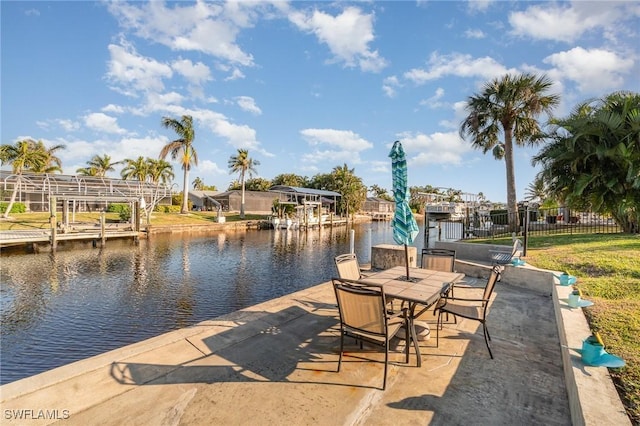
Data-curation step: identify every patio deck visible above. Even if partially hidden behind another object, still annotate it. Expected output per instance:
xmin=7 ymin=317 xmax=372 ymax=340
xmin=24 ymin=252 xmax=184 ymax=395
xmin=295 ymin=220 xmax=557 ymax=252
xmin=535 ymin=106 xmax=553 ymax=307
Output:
xmin=0 ymin=271 xmax=628 ymax=425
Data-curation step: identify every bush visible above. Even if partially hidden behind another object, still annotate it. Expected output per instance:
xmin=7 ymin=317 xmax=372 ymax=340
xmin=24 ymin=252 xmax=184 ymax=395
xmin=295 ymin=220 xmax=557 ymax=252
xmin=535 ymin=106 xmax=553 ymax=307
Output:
xmin=107 ymin=203 xmax=129 ymax=214
xmin=161 ymin=205 xmax=182 ymax=213
xmin=0 ymin=202 xmax=26 ymax=214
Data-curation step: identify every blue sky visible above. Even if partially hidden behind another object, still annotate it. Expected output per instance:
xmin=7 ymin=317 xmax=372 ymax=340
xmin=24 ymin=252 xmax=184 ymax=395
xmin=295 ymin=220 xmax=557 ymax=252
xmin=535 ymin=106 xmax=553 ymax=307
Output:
xmin=2 ymin=1 xmax=639 ymax=202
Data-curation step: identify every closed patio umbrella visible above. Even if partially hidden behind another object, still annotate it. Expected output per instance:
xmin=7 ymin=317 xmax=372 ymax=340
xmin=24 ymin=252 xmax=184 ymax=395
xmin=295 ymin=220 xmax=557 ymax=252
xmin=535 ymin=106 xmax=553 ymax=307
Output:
xmin=389 ymin=140 xmax=419 ymax=279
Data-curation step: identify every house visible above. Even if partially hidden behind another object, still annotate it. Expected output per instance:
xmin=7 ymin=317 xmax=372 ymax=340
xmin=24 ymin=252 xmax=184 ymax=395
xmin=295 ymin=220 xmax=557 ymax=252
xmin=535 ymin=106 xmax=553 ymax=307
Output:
xmin=188 ymin=191 xmax=221 ymax=211
xmin=362 ymin=197 xmax=394 ymax=220
xmin=211 ymin=190 xmax=279 ymax=215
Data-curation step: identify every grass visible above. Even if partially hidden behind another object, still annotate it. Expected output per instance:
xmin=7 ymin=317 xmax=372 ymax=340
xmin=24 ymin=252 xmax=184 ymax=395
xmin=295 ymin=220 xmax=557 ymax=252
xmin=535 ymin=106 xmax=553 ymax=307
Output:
xmin=477 ymin=233 xmax=640 ymax=423
xmin=2 ymin=214 xmax=638 ymax=422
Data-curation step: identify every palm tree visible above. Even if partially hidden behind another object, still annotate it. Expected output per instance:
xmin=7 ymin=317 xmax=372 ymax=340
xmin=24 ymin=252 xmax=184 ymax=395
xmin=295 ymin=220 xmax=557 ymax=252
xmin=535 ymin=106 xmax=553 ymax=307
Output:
xmin=147 ymin=158 xmax=174 ymax=185
xmin=160 ymin=115 xmax=198 ymax=214
xmin=29 ymin=140 xmax=66 ymax=174
xmin=0 ymin=139 xmax=47 ymax=218
xmin=228 ymin=149 xmax=260 ymax=219
xmin=533 ymin=91 xmax=640 ymax=233
xmin=331 ymin=163 xmax=366 ymax=218
xmin=525 ymin=176 xmax=547 ymax=203
xmin=121 ymin=156 xmax=150 ymax=182
xmin=460 ymin=73 xmax=559 ymax=230
xmin=192 ymin=177 xmax=204 ymax=190
xmin=85 ymin=154 xmax=122 ymax=177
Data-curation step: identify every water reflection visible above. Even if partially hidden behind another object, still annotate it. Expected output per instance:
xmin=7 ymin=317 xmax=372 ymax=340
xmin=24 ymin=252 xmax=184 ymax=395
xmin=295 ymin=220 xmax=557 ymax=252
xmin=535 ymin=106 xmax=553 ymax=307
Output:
xmin=0 ymin=221 xmax=429 ymax=384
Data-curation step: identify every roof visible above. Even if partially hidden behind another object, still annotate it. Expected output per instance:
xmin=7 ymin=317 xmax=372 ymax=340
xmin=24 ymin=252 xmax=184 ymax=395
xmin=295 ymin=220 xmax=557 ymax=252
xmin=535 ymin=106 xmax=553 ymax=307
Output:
xmin=366 ymin=197 xmax=394 ymax=203
xmin=268 ymin=185 xmax=341 ymax=197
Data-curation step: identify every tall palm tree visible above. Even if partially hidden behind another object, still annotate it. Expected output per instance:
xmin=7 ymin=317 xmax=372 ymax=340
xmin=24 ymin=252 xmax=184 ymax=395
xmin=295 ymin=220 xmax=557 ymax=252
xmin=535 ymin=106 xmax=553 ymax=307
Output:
xmin=0 ymin=139 xmax=47 ymax=218
xmin=160 ymin=115 xmax=198 ymax=214
xmin=460 ymin=73 xmax=559 ymax=230
xmin=228 ymin=149 xmax=260 ymax=219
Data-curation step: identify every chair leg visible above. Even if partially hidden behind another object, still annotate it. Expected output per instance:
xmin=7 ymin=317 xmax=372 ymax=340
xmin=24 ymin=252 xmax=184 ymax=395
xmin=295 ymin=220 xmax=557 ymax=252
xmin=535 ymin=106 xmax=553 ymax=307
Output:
xmin=338 ymin=333 xmax=344 ymax=372
xmin=383 ymin=345 xmax=388 ymax=390
xmin=436 ymin=310 xmax=442 ymax=348
xmin=482 ymin=323 xmax=494 ymax=359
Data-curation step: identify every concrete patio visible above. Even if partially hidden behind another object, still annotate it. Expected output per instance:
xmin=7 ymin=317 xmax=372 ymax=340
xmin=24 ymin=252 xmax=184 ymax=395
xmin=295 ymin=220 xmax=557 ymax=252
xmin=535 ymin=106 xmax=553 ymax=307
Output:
xmin=0 ymin=260 xmax=630 ymax=425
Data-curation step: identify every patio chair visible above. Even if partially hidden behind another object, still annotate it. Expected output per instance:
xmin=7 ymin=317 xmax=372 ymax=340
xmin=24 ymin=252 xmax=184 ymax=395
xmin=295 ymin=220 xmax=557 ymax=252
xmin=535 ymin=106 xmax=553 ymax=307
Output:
xmin=421 ymin=248 xmax=456 ymax=272
xmin=334 ymin=253 xmax=364 ymax=280
xmin=434 ymin=265 xmax=503 ymax=359
xmin=332 ymin=277 xmax=410 ymax=390
xmin=489 ymin=238 xmax=523 ymax=265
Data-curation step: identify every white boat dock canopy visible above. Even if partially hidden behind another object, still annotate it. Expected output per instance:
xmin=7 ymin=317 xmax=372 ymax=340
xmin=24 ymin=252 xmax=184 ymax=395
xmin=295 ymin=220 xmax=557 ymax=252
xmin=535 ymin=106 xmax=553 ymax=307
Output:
xmin=268 ymin=186 xmax=341 ymax=213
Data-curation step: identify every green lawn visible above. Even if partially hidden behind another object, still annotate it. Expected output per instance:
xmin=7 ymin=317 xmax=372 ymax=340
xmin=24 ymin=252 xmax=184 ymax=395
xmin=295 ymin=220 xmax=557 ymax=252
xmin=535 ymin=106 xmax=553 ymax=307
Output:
xmin=479 ymin=233 xmax=640 ymax=423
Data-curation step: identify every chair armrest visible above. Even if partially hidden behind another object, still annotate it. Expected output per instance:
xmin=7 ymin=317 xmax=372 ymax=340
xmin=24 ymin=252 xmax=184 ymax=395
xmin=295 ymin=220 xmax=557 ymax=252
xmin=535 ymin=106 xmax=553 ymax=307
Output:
xmin=440 ymin=295 xmax=490 ymax=303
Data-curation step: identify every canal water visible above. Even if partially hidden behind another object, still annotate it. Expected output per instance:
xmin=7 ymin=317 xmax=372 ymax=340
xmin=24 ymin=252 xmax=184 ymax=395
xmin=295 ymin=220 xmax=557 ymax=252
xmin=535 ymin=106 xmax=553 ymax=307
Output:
xmin=0 ymin=220 xmax=448 ymax=385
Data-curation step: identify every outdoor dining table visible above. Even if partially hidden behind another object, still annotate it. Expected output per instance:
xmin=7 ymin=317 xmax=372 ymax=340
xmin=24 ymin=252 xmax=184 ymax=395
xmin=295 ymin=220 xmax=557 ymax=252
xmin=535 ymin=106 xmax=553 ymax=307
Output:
xmin=363 ymin=265 xmax=465 ymax=367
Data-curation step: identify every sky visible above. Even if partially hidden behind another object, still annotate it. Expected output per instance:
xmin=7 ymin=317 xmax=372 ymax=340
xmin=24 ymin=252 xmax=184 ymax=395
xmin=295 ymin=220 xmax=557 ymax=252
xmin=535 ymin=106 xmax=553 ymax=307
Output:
xmin=2 ymin=1 xmax=639 ymax=203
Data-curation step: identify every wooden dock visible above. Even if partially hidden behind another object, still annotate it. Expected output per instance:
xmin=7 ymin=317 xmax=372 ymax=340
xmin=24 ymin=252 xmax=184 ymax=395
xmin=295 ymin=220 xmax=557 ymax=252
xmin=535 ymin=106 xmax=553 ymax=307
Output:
xmin=0 ymin=226 xmax=141 ymax=252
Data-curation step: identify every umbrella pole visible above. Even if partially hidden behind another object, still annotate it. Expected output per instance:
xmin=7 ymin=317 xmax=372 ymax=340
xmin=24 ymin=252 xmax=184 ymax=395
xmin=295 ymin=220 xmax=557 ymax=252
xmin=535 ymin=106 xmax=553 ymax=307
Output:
xmin=405 ymin=244 xmax=410 ymax=279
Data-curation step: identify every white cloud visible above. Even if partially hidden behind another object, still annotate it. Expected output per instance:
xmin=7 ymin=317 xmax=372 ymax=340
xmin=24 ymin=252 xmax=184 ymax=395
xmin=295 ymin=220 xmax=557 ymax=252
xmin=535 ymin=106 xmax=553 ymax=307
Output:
xmin=299 ymin=128 xmax=373 ymax=165
xmin=396 ymin=131 xmax=471 ymax=166
xmin=235 ymin=96 xmax=262 ymax=115
xmin=509 ymin=2 xmax=640 ymax=43
xmin=106 ymin=1 xmax=256 ymax=66
xmin=102 ymin=104 xmax=125 ymax=114
xmin=300 ymin=128 xmax=373 ymax=151
xmin=171 ymin=58 xmax=212 ymax=85
xmin=543 ymin=47 xmax=634 ymax=93
xmin=467 ymin=0 xmax=495 ymax=13
xmin=464 ymin=29 xmax=485 ymax=39
xmin=106 ymin=40 xmax=173 ymax=96
xmin=382 ymin=75 xmax=401 ymax=98
xmin=419 ymin=87 xmax=446 ymax=109
xmin=404 ymin=52 xmax=515 ymax=84
xmin=289 ymin=6 xmax=387 ymax=72
xmin=197 ymin=159 xmax=226 ymax=175
xmin=83 ymin=113 xmax=127 ymax=135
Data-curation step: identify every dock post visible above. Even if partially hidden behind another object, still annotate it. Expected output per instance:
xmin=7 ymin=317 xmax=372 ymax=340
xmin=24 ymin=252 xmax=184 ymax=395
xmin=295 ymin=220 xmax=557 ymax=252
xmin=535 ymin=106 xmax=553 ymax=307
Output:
xmin=100 ymin=211 xmax=106 ymax=247
xmin=50 ymin=196 xmax=57 ymax=251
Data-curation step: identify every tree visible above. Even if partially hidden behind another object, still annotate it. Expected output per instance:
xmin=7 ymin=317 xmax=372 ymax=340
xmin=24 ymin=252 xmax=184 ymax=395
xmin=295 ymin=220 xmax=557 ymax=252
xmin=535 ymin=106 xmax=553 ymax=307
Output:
xmin=160 ymin=115 xmax=198 ymax=214
xmin=29 ymin=140 xmax=66 ymax=174
xmin=244 ymin=177 xmax=271 ymax=192
xmin=369 ymin=184 xmax=392 ymax=200
xmin=271 ymin=173 xmax=307 ymax=187
xmin=533 ymin=91 xmax=640 ymax=233
xmin=0 ymin=139 xmax=48 ymax=218
xmin=192 ymin=177 xmax=204 ymax=190
xmin=525 ymin=176 xmax=548 ymax=203
xmin=77 ymin=154 xmax=121 ymax=177
xmin=121 ymin=156 xmax=150 ymax=182
xmin=460 ymin=73 xmax=559 ymax=231
xmin=330 ymin=163 xmax=367 ymax=218
xmin=228 ymin=149 xmax=260 ymax=219
xmin=147 ymin=158 xmax=174 ymax=185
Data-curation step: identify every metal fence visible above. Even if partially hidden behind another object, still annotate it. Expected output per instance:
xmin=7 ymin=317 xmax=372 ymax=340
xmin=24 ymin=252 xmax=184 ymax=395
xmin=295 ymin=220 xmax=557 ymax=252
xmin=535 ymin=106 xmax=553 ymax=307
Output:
xmin=433 ymin=207 xmax=622 ymax=241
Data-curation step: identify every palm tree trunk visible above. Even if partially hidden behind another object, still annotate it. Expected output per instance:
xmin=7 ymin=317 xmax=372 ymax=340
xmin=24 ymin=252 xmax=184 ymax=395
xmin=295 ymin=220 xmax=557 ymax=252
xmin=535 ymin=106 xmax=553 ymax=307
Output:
xmin=240 ymin=172 xmax=246 ymax=219
xmin=504 ymin=129 xmax=519 ymax=232
xmin=181 ymin=168 xmax=189 ymax=214
xmin=3 ymin=175 xmax=21 ymax=219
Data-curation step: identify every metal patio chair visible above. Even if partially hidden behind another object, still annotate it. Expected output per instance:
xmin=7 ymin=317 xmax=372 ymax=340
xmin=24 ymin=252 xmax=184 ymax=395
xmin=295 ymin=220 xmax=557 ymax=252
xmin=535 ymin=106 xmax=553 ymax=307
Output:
xmin=434 ymin=265 xmax=503 ymax=359
xmin=332 ymin=277 xmax=410 ymax=390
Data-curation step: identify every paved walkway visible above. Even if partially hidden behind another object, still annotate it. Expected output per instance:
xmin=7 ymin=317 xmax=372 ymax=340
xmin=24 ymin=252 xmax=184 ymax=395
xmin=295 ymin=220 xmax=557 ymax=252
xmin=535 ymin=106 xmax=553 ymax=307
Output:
xmin=1 ymin=277 xmax=575 ymax=426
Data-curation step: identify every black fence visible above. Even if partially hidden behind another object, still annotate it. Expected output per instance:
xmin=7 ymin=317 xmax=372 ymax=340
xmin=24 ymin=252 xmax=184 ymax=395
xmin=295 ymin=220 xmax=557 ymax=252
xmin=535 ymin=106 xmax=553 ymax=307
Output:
xmin=433 ymin=207 xmax=622 ymax=241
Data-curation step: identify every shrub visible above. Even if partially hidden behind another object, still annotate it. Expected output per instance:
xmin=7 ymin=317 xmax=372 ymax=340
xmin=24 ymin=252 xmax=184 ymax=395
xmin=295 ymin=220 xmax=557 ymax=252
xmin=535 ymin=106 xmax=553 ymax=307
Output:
xmin=0 ymin=202 xmax=26 ymax=214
